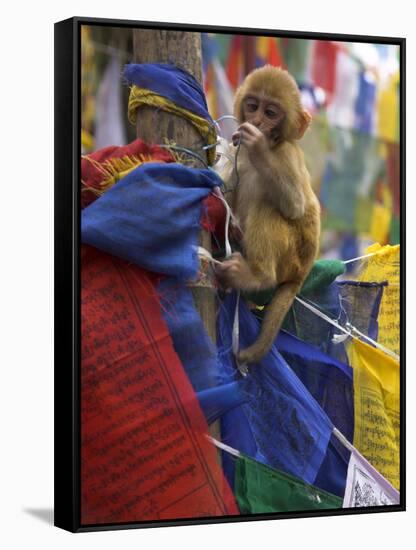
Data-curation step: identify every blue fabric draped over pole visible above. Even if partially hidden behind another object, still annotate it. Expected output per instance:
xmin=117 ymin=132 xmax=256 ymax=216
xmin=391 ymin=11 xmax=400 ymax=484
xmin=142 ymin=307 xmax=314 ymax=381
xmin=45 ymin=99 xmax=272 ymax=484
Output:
xmin=81 ymin=163 xmax=221 ymax=281
xmin=123 ymin=63 xmax=214 ymax=123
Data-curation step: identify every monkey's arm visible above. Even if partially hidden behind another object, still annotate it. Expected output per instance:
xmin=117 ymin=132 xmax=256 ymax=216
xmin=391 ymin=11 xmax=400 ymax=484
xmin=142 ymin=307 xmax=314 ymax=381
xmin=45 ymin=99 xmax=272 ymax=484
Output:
xmin=236 ymin=123 xmax=307 ymax=220
xmin=255 ymin=143 xmax=307 ymax=220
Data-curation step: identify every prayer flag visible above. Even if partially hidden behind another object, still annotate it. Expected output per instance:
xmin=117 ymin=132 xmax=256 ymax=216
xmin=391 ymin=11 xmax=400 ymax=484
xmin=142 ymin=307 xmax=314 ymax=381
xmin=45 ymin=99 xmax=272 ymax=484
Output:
xmin=235 ymin=454 xmax=342 ymax=514
xmin=377 ymin=72 xmax=399 ymax=143
xmin=355 ymin=71 xmax=377 ymax=134
xmin=390 ymin=216 xmax=400 ymax=245
xmin=218 ymin=293 xmax=333 ymax=488
xmin=275 ymin=330 xmax=353 ymax=498
xmin=348 ymin=338 xmax=400 ymax=489
xmin=157 ymin=279 xmax=223 ymax=392
xmin=386 ymin=142 xmax=400 ymax=218
xmin=204 ymin=57 xmax=236 ymax=141
xmin=81 ymin=138 xmax=174 ymax=208
xmin=276 ymin=330 xmax=354 ymax=443
xmin=314 ymin=434 xmax=351 ymax=498
xmin=81 ymin=163 xmax=221 ymax=281
xmin=226 ymin=35 xmax=244 ymax=89
xmin=255 ymin=37 xmax=284 ymax=68
xmin=281 ymin=38 xmax=311 ymax=84
xmin=283 ymin=279 xmax=385 ymax=366
xmin=343 ymin=447 xmax=400 ymax=507
xmin=370 ymin=186 xmax=393 ymax=246
xmin=300 ymin=119 xmax=329 ymax=194
xmin=320 ymin=129 xmax=381 ymax=232
xmin=357 ymin=244 xmax=400 ymax=356
xmin=123 ymin=63 xmax=213 ymax=123
xmin=327 ymin=50 xmax=360 ymax=130
xmin=81 ymin=246 xmax=239 ymax=523
xmin=310 ymin=41 xmax=338 ymax=103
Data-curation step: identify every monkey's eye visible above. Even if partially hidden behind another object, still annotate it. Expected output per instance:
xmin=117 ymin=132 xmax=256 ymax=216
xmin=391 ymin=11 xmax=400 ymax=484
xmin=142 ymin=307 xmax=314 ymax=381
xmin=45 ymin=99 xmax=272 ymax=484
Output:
xmin=265 ymin=108 xmax=279 ymax=118
xmin=245 ymin=102 xmax=258 ymax=112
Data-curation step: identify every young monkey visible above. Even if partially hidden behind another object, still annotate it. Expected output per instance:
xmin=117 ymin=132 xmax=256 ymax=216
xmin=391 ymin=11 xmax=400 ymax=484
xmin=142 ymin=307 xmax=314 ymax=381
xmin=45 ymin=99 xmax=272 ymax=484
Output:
xmin=216 ymin=65 xmax=320 ymax=365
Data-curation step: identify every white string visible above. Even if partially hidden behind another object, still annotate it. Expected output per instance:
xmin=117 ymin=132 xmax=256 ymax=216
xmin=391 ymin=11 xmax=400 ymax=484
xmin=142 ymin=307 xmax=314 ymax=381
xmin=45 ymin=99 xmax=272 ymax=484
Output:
xmin=232 ymin=292 xmax=249 ymax=377
xmin=206 ymin=435 xmax=241 ymax=458
xmin=211 ymin=191 xmax=245 ymax=372
xmin=232 ymin=292 xmax=240 ymax=356
xmin=343 ymin=251 xmax=379 ymax=265
xmin=343 ymin=247 xmax=400 ymax=265
xmin=211 ymin=115 xmax=239 ymax=137
xmin=295 ymin=296 xmax=400 ymax=361
xmin=211 ymin=188 xmax=233 ymax=259
xmin=198 ymin=189 xmax=248 ymax=375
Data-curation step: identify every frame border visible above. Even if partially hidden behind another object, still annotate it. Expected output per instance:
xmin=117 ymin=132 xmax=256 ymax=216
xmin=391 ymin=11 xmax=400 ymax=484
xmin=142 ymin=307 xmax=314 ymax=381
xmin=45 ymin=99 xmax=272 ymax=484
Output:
xmin=54 ymin=16 xmax=406 ymax=533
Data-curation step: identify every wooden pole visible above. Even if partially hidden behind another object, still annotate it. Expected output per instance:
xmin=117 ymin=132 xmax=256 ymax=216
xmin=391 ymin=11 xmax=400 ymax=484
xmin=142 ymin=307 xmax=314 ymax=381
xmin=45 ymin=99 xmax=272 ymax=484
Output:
xmin=132 ymin=30 xmax=219 ymax=439
xmin=132 ymin=30 xmax=207 ymax=152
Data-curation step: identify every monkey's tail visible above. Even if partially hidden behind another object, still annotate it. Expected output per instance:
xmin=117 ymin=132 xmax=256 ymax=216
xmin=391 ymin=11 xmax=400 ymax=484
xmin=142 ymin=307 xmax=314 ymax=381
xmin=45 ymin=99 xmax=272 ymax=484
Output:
xmin=237 ymin=281 xmax=302 ymax=365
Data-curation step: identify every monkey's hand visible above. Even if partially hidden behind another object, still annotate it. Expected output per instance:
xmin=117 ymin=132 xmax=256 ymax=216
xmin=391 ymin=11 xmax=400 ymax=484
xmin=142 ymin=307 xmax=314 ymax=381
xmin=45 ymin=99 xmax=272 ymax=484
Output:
xmin=215 ymin=252 xmax=259 ymax=292
xmin=232 ymin=122 xmax=269 ymax=165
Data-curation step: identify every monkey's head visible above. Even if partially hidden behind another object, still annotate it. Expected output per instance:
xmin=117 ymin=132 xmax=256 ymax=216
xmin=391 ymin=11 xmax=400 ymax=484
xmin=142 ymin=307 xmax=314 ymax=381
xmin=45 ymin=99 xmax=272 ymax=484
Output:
xmin=234 ymin=65 xmax=311 ymax=144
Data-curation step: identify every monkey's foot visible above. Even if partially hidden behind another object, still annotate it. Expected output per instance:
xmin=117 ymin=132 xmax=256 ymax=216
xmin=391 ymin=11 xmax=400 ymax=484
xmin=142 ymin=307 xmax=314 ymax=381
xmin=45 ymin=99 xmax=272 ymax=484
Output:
xmin=237 ymin=345 xmax=265 ymax=365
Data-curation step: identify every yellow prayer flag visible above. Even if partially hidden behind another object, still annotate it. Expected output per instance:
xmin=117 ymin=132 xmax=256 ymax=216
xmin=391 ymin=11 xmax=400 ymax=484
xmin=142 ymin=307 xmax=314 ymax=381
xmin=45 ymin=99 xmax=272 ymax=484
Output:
xmin=256 ymin=37 xmax=270 ymax=60
xmin=358 ymin=243 xmax=400 ymax=356
xmin=370 ymin=186 xmax=393 ymax=245
xmin=377 ymin=72 xmax=399 ymax=144
xmin=348 ymin=339 xmax=400 ymax=489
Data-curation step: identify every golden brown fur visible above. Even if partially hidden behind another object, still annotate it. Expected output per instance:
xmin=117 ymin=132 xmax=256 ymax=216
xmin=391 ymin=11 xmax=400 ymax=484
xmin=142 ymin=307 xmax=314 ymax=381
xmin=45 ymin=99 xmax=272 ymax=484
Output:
xmin=216 ymin=65 xmax=320 ymax=365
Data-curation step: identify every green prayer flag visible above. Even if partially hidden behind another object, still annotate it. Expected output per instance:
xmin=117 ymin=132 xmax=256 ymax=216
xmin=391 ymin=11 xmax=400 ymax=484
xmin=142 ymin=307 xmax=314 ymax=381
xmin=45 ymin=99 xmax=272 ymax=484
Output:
xmin=390 ymin=215 xmax=400 ymax=245
xmin=235 ymin=454 xmax=342 ymax=514
xmin=300 ymin=259 xmax=346 ymax=295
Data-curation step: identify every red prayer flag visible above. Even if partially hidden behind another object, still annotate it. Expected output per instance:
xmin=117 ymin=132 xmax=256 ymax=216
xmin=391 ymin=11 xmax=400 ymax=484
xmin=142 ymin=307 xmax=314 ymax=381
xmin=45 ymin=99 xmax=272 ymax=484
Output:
xmin=311 ymin=40 xmax=338 ymax=103
xmin=81 ymin=138 xmax=175 ymax=208
xmin=226 ymin=35 xmax=244 ymax=89
xmin=267 ymin=37 xmax=284 ymax=68
xmin=81 ymin=246 xmax=239 ymax=524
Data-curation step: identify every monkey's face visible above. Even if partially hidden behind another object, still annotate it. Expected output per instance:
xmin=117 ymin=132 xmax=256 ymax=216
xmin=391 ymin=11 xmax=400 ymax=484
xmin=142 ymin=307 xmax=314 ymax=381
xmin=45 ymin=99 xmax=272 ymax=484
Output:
xmin=242 ymin=94 xmax=286 ymax=143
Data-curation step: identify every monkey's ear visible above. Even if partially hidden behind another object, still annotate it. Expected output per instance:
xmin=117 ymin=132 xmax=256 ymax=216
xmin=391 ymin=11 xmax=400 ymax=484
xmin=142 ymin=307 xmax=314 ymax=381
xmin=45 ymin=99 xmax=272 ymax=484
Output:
xmin=294 ymin=110 xmax=312 ymax=139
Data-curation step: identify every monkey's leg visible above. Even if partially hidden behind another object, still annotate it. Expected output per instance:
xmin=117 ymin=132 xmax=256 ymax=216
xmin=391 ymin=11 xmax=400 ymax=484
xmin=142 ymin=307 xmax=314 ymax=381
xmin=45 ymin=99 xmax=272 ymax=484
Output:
xmin=237 ymin=280 xmax=301 ymax=365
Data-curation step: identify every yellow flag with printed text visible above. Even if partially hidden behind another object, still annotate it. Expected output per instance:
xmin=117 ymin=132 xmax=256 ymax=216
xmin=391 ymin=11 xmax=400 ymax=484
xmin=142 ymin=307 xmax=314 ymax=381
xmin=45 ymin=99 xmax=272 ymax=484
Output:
xmin=348 ymin=339 xmax=400 ymax=490
xmin=358 ymin=243 xmax=400 ymax=356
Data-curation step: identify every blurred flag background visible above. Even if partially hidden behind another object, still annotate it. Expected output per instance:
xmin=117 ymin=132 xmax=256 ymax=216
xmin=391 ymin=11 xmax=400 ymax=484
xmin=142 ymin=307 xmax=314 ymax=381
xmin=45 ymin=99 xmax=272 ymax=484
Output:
xmin=81 ymin=26 xmax=400 ymax=268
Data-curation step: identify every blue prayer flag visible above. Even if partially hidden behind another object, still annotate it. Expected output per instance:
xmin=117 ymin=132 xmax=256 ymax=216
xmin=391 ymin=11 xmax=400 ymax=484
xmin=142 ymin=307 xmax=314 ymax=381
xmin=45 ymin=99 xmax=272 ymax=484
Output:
xmin=276 ymin=329 xmax=354 ymax=442
xmin=123 ymin=63 xmax=213 ymax=122
xmin=218 ymin=292 xmax=333 ymax=488
xmin=81 ymin=163 xmax=221 ymax=280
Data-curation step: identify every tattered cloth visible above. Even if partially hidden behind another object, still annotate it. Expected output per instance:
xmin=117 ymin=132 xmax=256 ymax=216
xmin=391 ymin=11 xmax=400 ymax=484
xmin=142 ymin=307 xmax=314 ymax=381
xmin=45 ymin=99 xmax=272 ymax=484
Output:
xmin=81 ymin=162 xmax=222 ymax=281
xmin=81 ymin=138 xmax=175 ymax=208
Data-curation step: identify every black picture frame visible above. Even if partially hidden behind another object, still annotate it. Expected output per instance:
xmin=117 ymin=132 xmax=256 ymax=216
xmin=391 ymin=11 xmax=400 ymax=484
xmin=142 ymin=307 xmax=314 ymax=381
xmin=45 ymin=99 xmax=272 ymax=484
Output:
xmin=54 ymin=16 xmax=406 ymax=533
